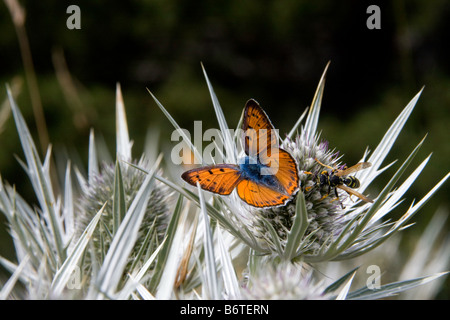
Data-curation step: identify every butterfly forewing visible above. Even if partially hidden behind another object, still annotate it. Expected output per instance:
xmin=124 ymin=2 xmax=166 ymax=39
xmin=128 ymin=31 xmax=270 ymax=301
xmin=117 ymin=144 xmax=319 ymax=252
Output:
xmin=243 ymin=99 xmax=278 ymax=159
xmin=181 ymin=164 xmax=242 ymax=195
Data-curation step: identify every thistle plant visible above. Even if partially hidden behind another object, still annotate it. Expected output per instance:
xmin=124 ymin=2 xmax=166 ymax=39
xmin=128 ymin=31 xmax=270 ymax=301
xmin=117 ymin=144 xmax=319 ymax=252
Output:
xmin=74 ymin=86 xmax=172 ymax=277
xmin=0 ymin=84 xmax=173 ymax=299
xmin=0 ymin=64 xmax=448 ymax=300
xmin=74 ymin=157 xmax=171 ymax=285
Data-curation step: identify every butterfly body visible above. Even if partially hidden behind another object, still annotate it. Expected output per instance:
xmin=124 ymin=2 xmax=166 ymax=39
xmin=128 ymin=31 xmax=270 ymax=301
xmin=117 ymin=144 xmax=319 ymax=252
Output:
xmin=182 ymin=99 xmax=299 ymax=208
xmin=239 ymin=156 xmax=287 ymax=195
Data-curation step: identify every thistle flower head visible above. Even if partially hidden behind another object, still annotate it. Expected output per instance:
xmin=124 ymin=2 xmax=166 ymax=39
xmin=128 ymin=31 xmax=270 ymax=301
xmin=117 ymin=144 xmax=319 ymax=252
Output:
xmin=70 ymin=84 xmax=174 ymax=290
xmin=75 ymin=158 xmax=171 ymax=269
xmin=242 ymin=262 xmax=331 ymax=300
xmin=245 ymin=134 xmax=348 ymax=255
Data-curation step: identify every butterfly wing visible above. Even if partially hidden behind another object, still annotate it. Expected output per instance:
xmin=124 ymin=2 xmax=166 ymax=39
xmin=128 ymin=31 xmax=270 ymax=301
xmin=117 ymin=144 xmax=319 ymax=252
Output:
xmin=335 ymin=162 xmax=372 ymax=177
xmin=181 ymin=164 xmax=242 ymax=195
xmin=236 ymin=179 xmax=290 ymax=207
xmin=241 ymin=100 xmax=299 ymax=206
xmin=242 ymin=99 xmax=278 ymax=159
xmin=271 ymin=148 xmax=300 ymax=196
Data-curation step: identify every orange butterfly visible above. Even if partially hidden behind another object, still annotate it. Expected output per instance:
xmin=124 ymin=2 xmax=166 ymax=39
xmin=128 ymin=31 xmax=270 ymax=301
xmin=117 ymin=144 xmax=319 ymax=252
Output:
xmin=181 ymin=99 xmax=299 ymax=207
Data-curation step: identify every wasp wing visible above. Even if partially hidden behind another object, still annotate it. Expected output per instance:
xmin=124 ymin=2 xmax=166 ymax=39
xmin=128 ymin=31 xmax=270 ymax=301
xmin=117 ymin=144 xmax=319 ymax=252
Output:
xmin=337 ymin=184 xmax=374 ymax=203
xmin=334 ymin=162 xmax=372 ymax=177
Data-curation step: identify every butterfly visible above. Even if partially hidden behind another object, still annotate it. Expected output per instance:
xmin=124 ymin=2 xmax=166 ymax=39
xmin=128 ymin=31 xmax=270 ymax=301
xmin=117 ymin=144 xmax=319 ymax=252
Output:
xmin=181 ymin=99 xmax=299 ymax=208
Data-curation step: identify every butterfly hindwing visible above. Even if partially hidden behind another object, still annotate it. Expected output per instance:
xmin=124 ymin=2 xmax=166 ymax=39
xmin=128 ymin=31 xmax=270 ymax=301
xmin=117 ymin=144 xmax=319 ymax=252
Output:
xmin=236 ymin=179 xmax=290 ymax=207
xmin=181 ymin=164 xmax=242 ymax=195
xmin=272 ymin=148 xmax=300 ymax=196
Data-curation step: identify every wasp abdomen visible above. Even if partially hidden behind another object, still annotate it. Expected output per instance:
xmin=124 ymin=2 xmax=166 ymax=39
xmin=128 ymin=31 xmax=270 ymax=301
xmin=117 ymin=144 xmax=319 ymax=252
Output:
xmin=344 ymin=176 xmax=360 ymax=188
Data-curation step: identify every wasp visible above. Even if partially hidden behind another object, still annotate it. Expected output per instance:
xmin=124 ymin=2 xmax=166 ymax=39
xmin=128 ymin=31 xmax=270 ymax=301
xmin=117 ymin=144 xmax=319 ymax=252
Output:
xmin=305 ymin=158 xmax=374 ymax=208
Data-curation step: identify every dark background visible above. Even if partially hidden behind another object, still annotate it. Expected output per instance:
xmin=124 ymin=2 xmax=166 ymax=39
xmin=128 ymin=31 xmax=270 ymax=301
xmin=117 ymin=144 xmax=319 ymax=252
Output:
xmin=0 ymin=0 xmax=448 ymax=298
